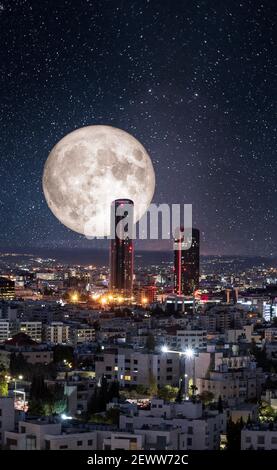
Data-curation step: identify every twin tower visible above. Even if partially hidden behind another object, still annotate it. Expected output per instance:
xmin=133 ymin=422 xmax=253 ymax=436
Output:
xmin=109 ymin=199 xmax=200 ymax=298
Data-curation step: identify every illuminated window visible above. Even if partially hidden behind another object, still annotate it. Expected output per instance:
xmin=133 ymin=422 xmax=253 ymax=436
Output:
xmin=124 ymin=375 xmax=131 ymax=381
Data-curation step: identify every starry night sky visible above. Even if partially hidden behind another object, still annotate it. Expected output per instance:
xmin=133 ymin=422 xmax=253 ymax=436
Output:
xmin=0 ymin=0 xmax=276 ymax=256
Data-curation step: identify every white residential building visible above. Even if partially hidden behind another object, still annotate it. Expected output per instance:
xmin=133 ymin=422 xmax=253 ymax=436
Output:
xmin=241 ymin=424 xmax=277 ymax=450
xmin=0 ymin=320 xmax=11 ymax=343
xmin=71 ymin=326 xmax=95 ymax=345
xmin=0 ymin=397 xmax=15 ymax=447
xmin=118 ymin=399 xmax=225 ymax=450
xmin=95 ymin=348 xmax=180 ymax=387
xmin=18 ymin=322 xmax=42 ymax=342
xmin=44 ymin=322 xmax=70 ymax=344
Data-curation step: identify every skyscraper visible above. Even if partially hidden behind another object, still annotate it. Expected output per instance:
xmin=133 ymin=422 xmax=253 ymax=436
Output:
xmin=0 ymin=277 xmax=15 ymax=300
xmin=110 ymin=199 xmax=134 ymax=296
xmin=174 ymin=228 xmax=200 ymax=296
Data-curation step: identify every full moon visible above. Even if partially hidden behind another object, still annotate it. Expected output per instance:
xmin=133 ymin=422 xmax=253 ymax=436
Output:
xmin=42 ymin=125 xmax=155 ymax=237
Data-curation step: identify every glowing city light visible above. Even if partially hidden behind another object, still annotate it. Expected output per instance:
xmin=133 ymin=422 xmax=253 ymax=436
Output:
xmin=184 ymin=348 xmax=195 ymax=359
xmin=92 ymin=293 xmax=100 ymax=300
xmin=70 ymin=292 xmax=79 ymax=303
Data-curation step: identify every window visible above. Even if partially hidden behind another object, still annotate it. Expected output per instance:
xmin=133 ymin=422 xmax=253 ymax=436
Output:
xmin=167 ymin=359 xmax=172 ymax=364
xmin=187 ymin=437 xmax=192 ymax=446
xmin=156 ymin=436 xmax=167 ymax=450
xmin=257 ymin=435 xmax=265 ymax=445
xmin=271 ymin=437 xmax=277 ymax=444
xmin=77 ymin=441 xmax=83 ymax=446
xmin=188 ymin=426 xmax=193 ymax=435
xmin=166 ymin=376 xmax=172 ymax=380
xmin=167 ymin=367 xmax=172 ymax=372
xmin=106 ymin=366 xmax=112 ymax=371
xmin=60 ymin=445 xmax=68 ymax=449
xmin=21 ymin=426 xmax=26 ymax=433
xmin=88 ymin=440 xmax=93 ymax=446
xmin=6 ymin=438 xmax=17 ymax=447
xmin=26 ymin=435 xmax=36 ymax=450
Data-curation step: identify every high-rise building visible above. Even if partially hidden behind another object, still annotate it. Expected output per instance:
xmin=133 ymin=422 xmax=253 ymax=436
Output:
xmin=110 ymin=199 xmax=134 ymax=296
xmin=0 ymin=277 xmax=15 ymax=300
xmin=174 ymin=227 xmax=200 ymax=296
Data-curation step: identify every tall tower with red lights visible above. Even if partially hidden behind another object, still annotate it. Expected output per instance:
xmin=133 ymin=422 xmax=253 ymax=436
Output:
xmin=110 ymin=199 xmax=134 ymax=296
xmin=174 ymin=227 xmax=200 ymax=296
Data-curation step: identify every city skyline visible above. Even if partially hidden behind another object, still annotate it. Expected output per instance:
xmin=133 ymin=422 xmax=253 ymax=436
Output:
xmin=0 ymin=0 xmax=275 ymax=257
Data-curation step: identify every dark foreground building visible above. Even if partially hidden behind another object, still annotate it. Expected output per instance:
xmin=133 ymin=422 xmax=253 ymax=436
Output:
xmin=109 ymin=199 xmax=134 ymax=296
xmin=174 ymin=227 xmax=200 ymax=296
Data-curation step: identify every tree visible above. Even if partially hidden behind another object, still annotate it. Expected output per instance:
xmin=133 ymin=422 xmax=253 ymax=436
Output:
xmin=87 ymin=377 xmax=119 ymax=419
xmin=0 ymin=371 xmax=8 ymax=397
xmin=146 ymin=334 xmax=155 ymax=352
xmin=217 ymin=395 xmax=223 ymax=413
xmin=226 ymin=417 xmax=244 ymax=450
xmin=29 ymin=376 xmax=66 ymax=416
xmin=189 ymin=384 xmax=198 ymax=399
xmin=175 ymin=385 xmax=183 ymax=403
xmin=87 ymin=389 xmax=101 ymax=417
xmin=10 ymin=352 xmax=27 ymax=377
xmin=28 ymin=400 xmax=45 ymax=416
xmin=98 ymin=376 xmax=109 ymax=412
xmin=106 ymin=407 xmax=120 ymax=425
xmin=158 ymin=385 xmax=179 ymax=402
xmin=259 ymin=401 xmax=277 ymax=422
xmin=198 ymin=390 xmax=214 ymax=405
xmin=135 ymin=385 xmax=149 ymax=396
xmin=30 ymin=375 xmax=48 ymax=401
xmin=148 ymin=372 xmax=158 ymax=397
xmin=44 ymin=384 xmax=67 ymax=415
xmin=53 ymin=345 xmax=74 ymax=364
xmin=108 ymin=381 xmax=120 ymax=401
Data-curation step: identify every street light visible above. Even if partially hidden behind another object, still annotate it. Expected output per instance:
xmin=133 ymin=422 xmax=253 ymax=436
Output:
xmin=13 ymin=375 xmax=25 ymax=410
xmin=161 ymin=346 xmax=196 ymax=399
xmin=184 ymin=347 xmax=194 ymax=359
xmin=161 ymin=346 xmax=195 ymax=359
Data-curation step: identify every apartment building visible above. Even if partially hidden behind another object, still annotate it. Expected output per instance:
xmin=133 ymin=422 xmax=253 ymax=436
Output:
xmin=0 ymin=397 xmax=15 ymax=447
xmin=118 ymin=399 xmax=225 ymax=450
xmin=196 ymin=365 xmax=265 ymax=403
xmin=71 ymin=326 xmax=95 ymax=346
xmin=43 ymin=322 xmax=70 ymax=344
xmin=18 ymin=322 xmax=42 ymax=343
xmin=241 ymin=424 xmax=277 ymax=450
xmin=94 ymin=348 xmax=180 ymax=387
xmin=0 ymin=320 xmax=10 ymax=343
